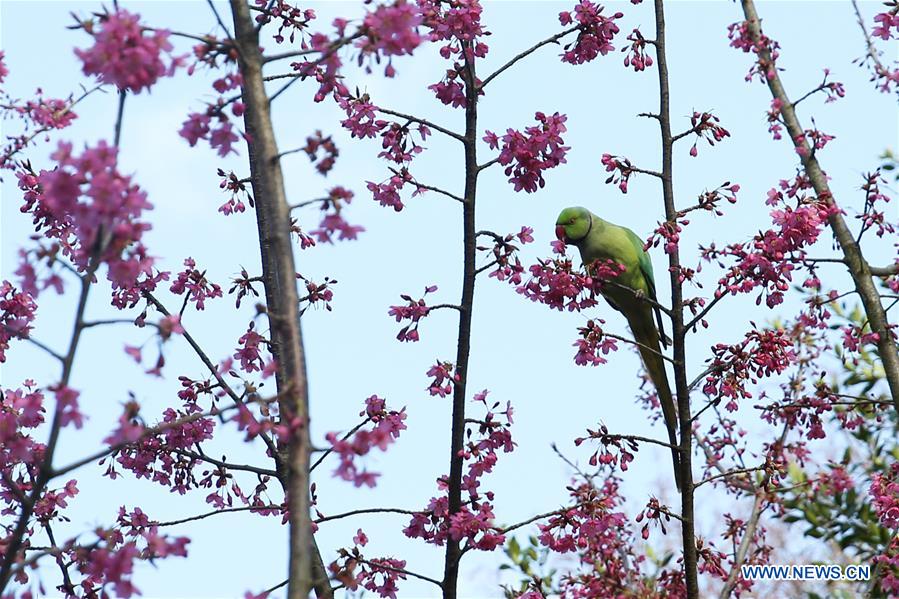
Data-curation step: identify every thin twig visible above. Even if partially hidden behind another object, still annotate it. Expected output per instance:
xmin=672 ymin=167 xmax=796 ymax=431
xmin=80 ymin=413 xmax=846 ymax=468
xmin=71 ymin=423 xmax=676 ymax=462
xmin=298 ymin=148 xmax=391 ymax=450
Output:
xmin=479 ymin=27 xmax=578 ymax=90
xmin=310 ymin=418 xmax=370 ymax=472
xmin=413 ymin=181 xmax=464 ymax=203
xmin=377 ymin=107 xmax=465 ymax=143
xmin=314 ymin=507 xmax=416 ymax=525
xmin=155 ymin=504 xmax=281 ymax=528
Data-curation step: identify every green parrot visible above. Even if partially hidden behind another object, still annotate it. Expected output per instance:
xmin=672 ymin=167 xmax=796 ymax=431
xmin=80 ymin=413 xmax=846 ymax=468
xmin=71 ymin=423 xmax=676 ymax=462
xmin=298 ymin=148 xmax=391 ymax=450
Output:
xmin=555 ymin=206 xmax=682 ymax=491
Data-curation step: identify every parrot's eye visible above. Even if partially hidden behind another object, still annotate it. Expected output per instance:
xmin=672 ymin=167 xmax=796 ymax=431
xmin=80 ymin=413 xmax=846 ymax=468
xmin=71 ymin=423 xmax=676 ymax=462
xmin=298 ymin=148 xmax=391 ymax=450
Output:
xmin=568 ymin=217 xmax=576 ymax=225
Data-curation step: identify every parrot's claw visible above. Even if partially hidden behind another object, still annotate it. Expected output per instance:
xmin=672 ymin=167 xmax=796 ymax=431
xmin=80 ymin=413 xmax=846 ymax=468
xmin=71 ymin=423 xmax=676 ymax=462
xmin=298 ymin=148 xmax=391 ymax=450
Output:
xmin=634 ymin=289 xmax=646 ymax=301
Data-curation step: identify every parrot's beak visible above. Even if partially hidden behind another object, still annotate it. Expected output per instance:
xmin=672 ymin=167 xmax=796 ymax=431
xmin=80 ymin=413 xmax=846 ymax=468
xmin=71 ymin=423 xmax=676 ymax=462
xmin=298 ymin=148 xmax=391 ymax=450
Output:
xmin=555 ymin=225 xmax=567 ymax=241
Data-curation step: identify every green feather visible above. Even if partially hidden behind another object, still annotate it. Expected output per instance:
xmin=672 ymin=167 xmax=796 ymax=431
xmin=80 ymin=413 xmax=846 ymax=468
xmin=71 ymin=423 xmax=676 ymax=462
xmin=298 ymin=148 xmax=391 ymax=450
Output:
xmin=556 ymin=207 xmax=682 ymax=491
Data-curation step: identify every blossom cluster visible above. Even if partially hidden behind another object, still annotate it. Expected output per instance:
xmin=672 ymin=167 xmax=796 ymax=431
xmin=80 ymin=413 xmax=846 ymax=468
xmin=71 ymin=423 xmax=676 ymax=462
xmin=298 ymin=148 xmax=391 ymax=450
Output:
xmin=575 ymin=424 xmax=638 ymax=472
xmin=477 ymin=227 xmax=534 ymax=284
xmin=329 ymin=536 xmax=407 ymax=599
xmin=19 ymin=142 xmax=167 ymax=308
xmin=0 ymin=281 xmax=36 ymax=363
xmin=357 ymin=1 xmax=424 ymax=77
xmin=484 ymin=112 xmax=569 ymax=193
xmin=600 ymin=153 xmax=635 ymax=193
xmin=702 ymin=327 xmax=797 ymax=410
xmin=170 ymin=258 xmax=223 ymax=310
xmin=703 ymin=177 xmax=836 ymax=308
xmin=515 ymin=241 xmax=625 ymax=312
xmin=727 ymin=19 xmax=781 ymax=83
xmin=254 ymin=0 xmax=316 ymax=44
xmin=404 ymin=390 xmax=513 ymax=552
xmin=419 ymin=0 xmax=488 ymax=108
xmin=687 ymin=111 xmax=730 ymax=157
xmin=573 ymin=319 xmax=619 ymax=366
xmin=75 ymin=9 xmax=182 ymax=94
xmin=307 ymin=186 xmax=365 ymax=244
xmin=388 ymin=285 xmax=438 ymax=342
xmin=622 ymin=28 xmax=652 ymax=72
xmin=325 ymin=395 xmax=407 ymax=487
xmin=558 ymin=1 xmax=622 ymax=65
xmin=179 ymin=98 xmax=243 ymax=158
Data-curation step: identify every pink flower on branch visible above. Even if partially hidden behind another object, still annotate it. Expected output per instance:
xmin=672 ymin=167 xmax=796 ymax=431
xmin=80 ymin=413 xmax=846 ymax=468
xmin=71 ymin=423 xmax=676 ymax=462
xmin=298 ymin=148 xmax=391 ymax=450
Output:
xmin=405 ymin=391 xmax=512 ymax=551
xmin=388 ymin=285 xmax=438 ymax=342
xmin=727 ymin=19 xmax=780 ymax=83
xmin=558 ymin=1 xmax=622 ymax=65
xmin=426 ymin=361 xmax=459 ymax=398
xmin=297 ymin=273 xmax=336 ymax=312
xmin=477 ymin=227 xmax=535 ymax=284
xmin=357 ymin=1 xmax=424 ymax=77
xmin=216 ymin=169 xmax=253 ymax=216
xmin=600 ymin=153 xmax=635 ymax=193
xmin=702 ymin=327 xmax=797 ymax=410
xmin=179 ymin=102 xmax=242 ymax=158
xmin=573 ymin=319 xmax=619 ymax=366
xmin=306 ymin=186 xmax=365 ymax=244
xmin=484 ymin=112 xmax=569 ymax=193
xmin=325 ymin=395 xmax=407 ymax=487
xmin=685 ymin=111 xmax=730 ymax=158
xmin=622 ymin=28 xmax=653 ymax=71
xmin=303 ymin=130 xmax=340 ymax=175
xmin=254 ymin=0 xmax=316 ymax=44
xmin=0 ymin=281 xmax=37 ymax=363
xmin=169 ymin=258 xmax=223 ymax=310
xmin=367 ymin=168 xmax=413 ymax=211
xmin=703 ymin=182 xmax=836 ymax=308
xmin=515 ymin=242 xmax=625 ymax=312
xmin=873 ymin=7 xmax=899 ymax=40
xmin=20 ymin=143 xmax=167 ymax=308
xmin=75 ymin=9 xmax=183 ymax=93
xmin=234 ymin=322 xmax=267 ymax=373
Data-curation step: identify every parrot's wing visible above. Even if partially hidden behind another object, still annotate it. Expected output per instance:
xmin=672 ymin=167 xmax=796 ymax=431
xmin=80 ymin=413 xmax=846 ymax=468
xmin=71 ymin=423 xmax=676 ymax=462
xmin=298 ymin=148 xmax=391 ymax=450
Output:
xmin=626 ymin=229 xmax=671 ymax=348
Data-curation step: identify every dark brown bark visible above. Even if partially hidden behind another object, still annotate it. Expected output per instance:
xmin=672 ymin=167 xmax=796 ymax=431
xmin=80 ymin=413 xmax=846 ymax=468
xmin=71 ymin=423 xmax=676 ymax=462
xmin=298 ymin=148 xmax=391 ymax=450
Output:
xmin=652 ymin=1 xmax=699 ymax=596
xmin=740 ymin=0 xmax=899 ymax=412
xmin=228 ymin=2 xmax=318 ymax=597
xmin=442 ymin=43 xmax=480 ymax=599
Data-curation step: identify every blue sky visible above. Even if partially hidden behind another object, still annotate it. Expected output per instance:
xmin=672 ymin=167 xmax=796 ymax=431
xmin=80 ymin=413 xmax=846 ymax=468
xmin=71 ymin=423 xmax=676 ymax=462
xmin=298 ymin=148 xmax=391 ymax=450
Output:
xmin=1 ymin=1 xmax=897 ymax=597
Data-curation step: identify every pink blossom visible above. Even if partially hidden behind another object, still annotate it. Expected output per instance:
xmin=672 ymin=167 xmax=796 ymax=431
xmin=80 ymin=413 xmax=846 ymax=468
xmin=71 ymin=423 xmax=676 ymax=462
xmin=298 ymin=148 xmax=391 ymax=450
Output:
xmin=873 ymin=10 xmax=899 ymax=40
xmin=559 ymin=1 xmax=622 ymax=65
xmin=687 ymin=111 xmax=730 ymax=157
xmin=357 ymin=556 xmax=407 ymax=599
xmin=426 ymin=361 xmax=458 ymax=397
xmin=54 ymin=385 xmax=84 ymax=429
xmin=367 ymin=169 xmax=412 ymax=211
xmin=600 ymin=153 xmax=634 ymax=193
xmin=727 ymin=20 xmax=781 ymax=82
xmin=234 ymin=323 xmax=267 ymax=373
xmin=303 ymin=130 xmax=339 ymax=175
xmin=485 ymin=112 xmax=569 ymax=193
xmin=357 ymin=2 xmax=423 ymax=76
xmin=308 ymin=186 xmax=365 ymax=243
xmin=21 ymin=142 xmax=165 ymax=308
xmin=0 ymin=281 xmax=37 ymax=363
xmin=170 ymin=258 xmax=223 ymax=310
xmin=339 ymin=95 xmax=387 ymax=139
xmin=254 ymin=0 xmax=315 ymax=44
xmin=325 ymin=395 xmax=407 ymax=487
xmin=573 ymin=319 xmax=619 ymax=366
xmin=622 ymin=28 xmax=653 ymax=71
xmin=75 ymin=9 xmax=182 ymax=93
xmin=388 ymin=285 xmax=437 ymax=342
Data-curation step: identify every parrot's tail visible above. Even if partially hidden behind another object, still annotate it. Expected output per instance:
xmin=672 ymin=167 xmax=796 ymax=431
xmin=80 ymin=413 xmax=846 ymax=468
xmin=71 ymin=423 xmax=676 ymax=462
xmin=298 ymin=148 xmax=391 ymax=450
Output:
xmin=629 ymin=307 xmax=683 ymax=492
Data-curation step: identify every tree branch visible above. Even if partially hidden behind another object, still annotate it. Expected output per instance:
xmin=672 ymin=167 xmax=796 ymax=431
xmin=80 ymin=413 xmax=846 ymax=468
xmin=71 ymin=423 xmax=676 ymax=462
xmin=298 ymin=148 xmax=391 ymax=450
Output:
xmin=740 ymin=0 xmax=899 ymax=413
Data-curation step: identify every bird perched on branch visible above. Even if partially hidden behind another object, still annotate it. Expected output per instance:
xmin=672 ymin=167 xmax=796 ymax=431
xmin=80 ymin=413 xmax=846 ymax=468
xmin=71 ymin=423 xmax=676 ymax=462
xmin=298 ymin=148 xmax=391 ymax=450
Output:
xmin=555 ymin=206 xmax=682 ymax=491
